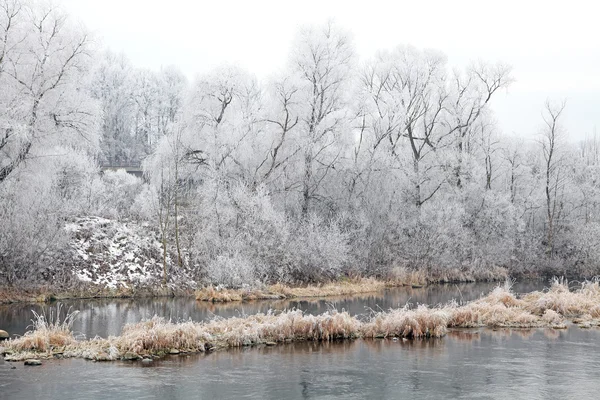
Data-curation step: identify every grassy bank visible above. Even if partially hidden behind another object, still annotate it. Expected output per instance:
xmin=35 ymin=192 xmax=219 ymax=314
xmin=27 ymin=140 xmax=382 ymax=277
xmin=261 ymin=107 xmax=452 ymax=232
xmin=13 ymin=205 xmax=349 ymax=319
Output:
xmin=195 ymin=278 xmax=389 ymax=302
xmin=0 ymin=279 xmax=394 ymax=305
xmin=195 ymin=266 xmax=510 ymax=302
xmin=3 ymin=278 xmax=599 ymax=363
xmin=0 ymin=285 xmax=195 ymax=305
xmin=0 ymin=266 xmax=509 ymax=305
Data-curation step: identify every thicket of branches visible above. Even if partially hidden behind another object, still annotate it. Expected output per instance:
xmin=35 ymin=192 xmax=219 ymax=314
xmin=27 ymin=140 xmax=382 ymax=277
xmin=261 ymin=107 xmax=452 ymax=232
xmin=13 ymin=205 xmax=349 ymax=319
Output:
xmin=2 ymin=1 xmax=600 ymax=287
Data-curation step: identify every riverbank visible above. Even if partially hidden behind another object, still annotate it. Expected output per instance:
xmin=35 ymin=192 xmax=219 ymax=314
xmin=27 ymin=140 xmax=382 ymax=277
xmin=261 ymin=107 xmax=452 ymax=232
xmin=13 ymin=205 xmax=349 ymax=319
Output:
xmin=0 ymin=264 xmax=509 ymax=305
xmin=195 ymin=278 xmax=389 ymax=302
xmin=195 ymin=265 xmax=509 ymax=302
xmin=1 ymin=216 xmax=515 ymax=304
xmin=2 ymin=278 xmax=598 ymax=363
xmin=0 ymin=285 xmax=197 ymax=305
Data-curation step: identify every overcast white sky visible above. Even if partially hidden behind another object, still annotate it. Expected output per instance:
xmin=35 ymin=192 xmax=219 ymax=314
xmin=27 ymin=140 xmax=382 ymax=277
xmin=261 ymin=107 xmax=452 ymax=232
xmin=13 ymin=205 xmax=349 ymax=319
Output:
xmin=59 ymin=0 xmax=600 ymax=141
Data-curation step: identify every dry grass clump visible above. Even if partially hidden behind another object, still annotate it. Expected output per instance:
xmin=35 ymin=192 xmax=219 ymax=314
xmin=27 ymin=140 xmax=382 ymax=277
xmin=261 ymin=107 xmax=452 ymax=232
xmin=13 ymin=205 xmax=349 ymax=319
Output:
xmin=202 ymin=309 xmax=360 ymax=346
xmin=428 ymin=265 xmax=509 ymax=284
xmin=115 ymin=317 xmax=211 ymax=354
xmin=447 ymin=285 xmax=543 ymax=328
xmin=448 ymin=301 xmax=541 ymax=328
xmin=9 ymin=306 xmax=79 ymax=354
xmin=3 ymin=350 xmax=44 ymax=362
xmin=61 ymin=318 xmax=213 ymax=362
xmin=269 ymin=278 xmax=386 ymax=298
xmin=541 ymin=309 xmax=565 ymax=327
xmin=389 ymin=265 xmax=509 ymax=286
xmin=483 ymin=282 xmax=526 ymax=307
xmin=445 ymin=279 xmax=587 ymax=329
xmin=522 ymin=278 xmax=600 ymax=318
xmin=0 ymin=287 xmax=57 ymax=304
xmin=362 ymin=305 xmax=450 ymax=338
xmin=195 ymin=286 xmax=285 ymax=302
xmin=71 ymin=338 xmax=119 ymax=361
xmin=387 ymin=267 xmax=428 ymax=286
xmin=196 ymin=287 xmax=244 ymax=302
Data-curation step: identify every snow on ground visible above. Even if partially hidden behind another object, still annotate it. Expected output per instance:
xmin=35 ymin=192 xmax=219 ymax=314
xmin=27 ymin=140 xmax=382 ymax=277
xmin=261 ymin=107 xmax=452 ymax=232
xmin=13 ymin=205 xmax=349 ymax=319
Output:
xmin=65 ymin=216 xmax=194 ymax=289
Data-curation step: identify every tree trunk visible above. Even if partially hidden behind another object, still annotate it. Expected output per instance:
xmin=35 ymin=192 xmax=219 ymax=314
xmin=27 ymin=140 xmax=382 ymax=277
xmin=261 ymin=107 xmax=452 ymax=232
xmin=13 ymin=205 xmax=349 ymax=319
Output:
xmin=174 ymin=160 xmax=183 ymax=267
xmin=301 ymin=148 xmax=313 ymax=218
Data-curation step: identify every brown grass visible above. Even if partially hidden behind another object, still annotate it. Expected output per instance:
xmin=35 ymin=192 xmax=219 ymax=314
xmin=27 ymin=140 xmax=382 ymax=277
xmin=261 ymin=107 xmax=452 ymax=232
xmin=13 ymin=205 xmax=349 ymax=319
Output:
xmin=5 ymin=277 xmax=600 ymax=362
xmin=386 ymin=267 xmax=429 ymax=286
xmin=195 ymin=286 xmax=285 ymax=302
xmin=522 ymin=278 xmax=600 ymax=318
xmin=362 ymin=305 xmax=451 ymax=338
xmin=447 ymin=283 xmax=538 ymax=328
xmin=196 ymin=268 xmax=510 ymax=304
xmin=6 ymin=305 xmax=79 ymax=357
xmin=3 ymin=307 xmax=444 ymax=361
xmin=0 ymin=284 xmax=195 ymax=305
xmin=203 ymin=310 xmax=361 ymax=346
xmin=445 ymin=282 xmax=565 ymax=329
xmin=269 ymin=278 xmax=386 ymax=298
xmin=196 ymin=278 xmax=387 ymax=302
xmin=0 ymin=287 xmax=58 ymax=304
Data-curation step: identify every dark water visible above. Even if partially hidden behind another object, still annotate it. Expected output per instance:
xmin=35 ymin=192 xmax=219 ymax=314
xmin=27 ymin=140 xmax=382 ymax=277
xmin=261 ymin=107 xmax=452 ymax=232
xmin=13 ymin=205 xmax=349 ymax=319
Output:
xmin=4 ymin=280 xmax=596 ymax=400
xmin=0 ymin=281 xmax=544 ymax=339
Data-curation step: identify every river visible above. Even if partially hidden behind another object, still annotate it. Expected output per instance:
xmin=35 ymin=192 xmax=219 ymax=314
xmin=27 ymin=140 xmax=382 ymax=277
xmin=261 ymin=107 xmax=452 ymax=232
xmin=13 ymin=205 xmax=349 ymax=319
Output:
xmin=2 ymin=281 xmax=599 ymax=399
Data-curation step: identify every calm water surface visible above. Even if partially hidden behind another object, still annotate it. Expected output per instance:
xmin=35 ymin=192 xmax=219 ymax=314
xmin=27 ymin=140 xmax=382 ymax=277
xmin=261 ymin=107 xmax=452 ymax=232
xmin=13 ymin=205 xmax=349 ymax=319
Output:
xmin=0 ymin=281 xmax=544 ymax=338
xmin=3 ymin=280 xmax=597 ymax=399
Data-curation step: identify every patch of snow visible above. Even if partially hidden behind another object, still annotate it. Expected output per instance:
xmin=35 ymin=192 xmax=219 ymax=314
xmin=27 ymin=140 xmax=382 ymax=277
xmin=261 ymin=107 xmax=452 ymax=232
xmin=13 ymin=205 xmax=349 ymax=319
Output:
xmin=64 ymin=216 xmax=195 ymax=290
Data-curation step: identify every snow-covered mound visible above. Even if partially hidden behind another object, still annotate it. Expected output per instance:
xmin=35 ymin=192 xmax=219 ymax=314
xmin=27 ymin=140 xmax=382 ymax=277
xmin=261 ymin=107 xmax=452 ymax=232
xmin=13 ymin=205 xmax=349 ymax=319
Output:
xmin=64 ymin=217 xmax=194 ymax=290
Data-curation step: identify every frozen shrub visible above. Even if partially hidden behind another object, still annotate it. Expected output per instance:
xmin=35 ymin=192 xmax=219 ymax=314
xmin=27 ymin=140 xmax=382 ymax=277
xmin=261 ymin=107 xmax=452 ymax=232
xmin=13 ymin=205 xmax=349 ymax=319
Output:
xmin=0 ymin=148 xmax=98 ymax=284
xmin=206 ymin=253 xmax=257 ymax=288
xmin=97 ymin=169 xmax=143 ymax=219
xmin=187 ymin=180 xmax=349 ymax=286
xmin=282 ymin=215 xmax=349 ymax=282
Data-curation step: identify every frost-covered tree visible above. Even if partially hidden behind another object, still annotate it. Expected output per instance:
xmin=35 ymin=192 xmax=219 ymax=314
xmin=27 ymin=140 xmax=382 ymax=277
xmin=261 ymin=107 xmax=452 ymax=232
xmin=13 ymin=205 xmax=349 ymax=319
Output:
xmin=539 ymin=100 xmax=569 ymax=256
xmin=4 ymin=9 xmax=600 ymax=289
xmin=0 ymin=0 xmax=100 ymax=283
xmin=91 ymin=51 xmax=135 ymax=165
xmin=287 ymin=22 xmax=356 ymax=217
xmin=1 ymin=0 xmax=97 ymax=182
xmin=182 ymin=65 xmax=260 ymax=178
xmin=91 ymin=50 xmax=187 ymax=166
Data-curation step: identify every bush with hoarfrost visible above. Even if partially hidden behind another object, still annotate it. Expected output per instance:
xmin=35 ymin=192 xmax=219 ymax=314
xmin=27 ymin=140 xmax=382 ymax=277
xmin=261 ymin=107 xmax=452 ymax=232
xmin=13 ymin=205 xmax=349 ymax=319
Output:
xmin=392 ymin=200 xmax=472 ymax=272
xmin=96 ymin=169 xmax=143 ymax=219
xmin=0 ymin=148 xmax=98 ymax=284
xmin=284 ymin=215 xmax=349 ymax=282
xmin=467 ymin=191 xmax=524 ymax=267
xmin=191 ymin=180 xmax=349 ymax=286
xmin=206 ymin=254 xmax=257 ymax=288
xmin=558 ymin=222 xmax=600 ymax=276
xmin=131 ymin=184 xmax=159 ymax=221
